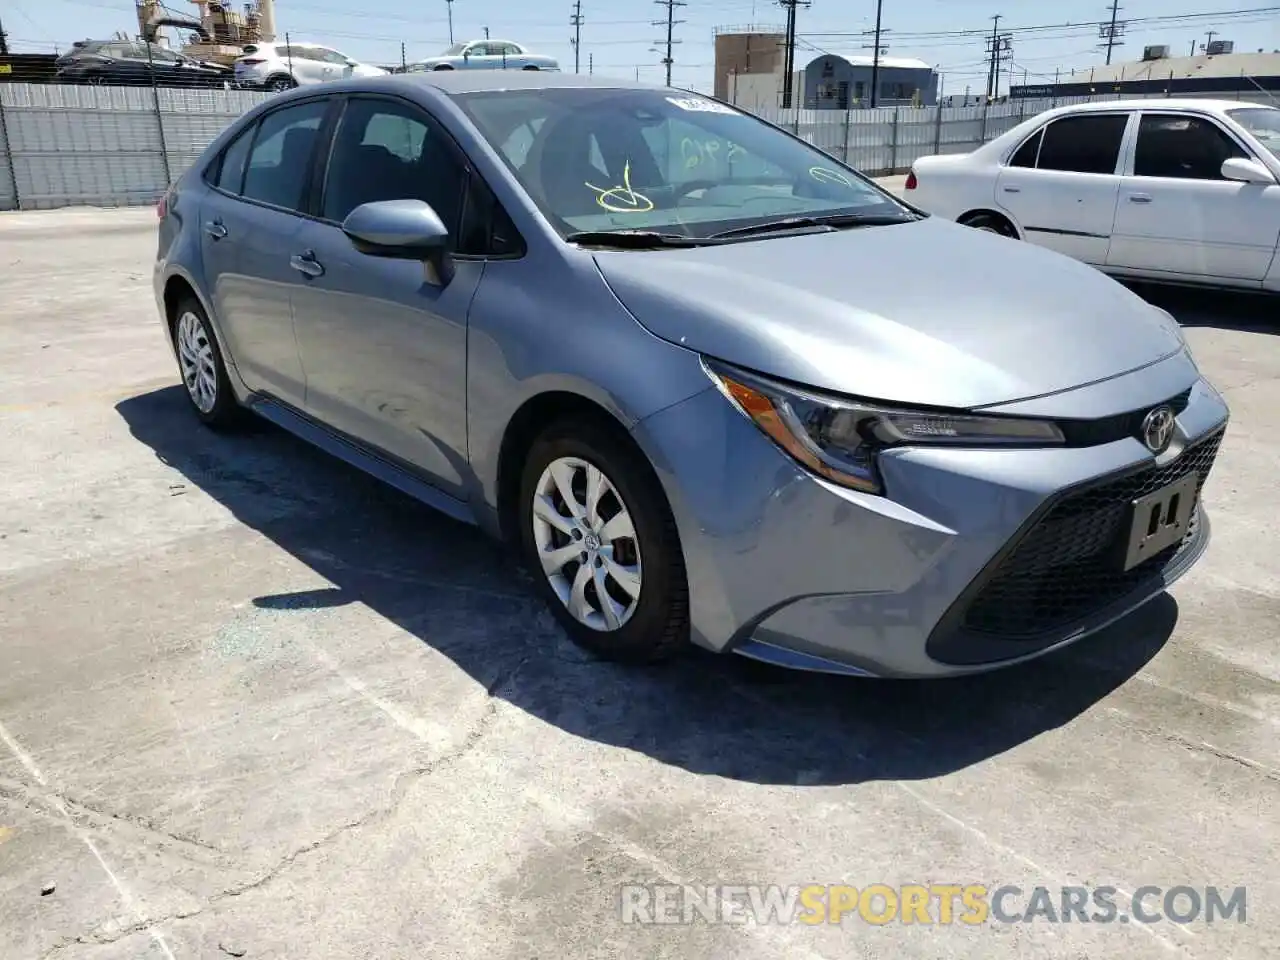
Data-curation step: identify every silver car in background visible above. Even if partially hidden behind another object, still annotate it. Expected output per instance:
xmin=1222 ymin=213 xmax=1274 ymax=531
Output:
xmin=234 ymin=42 xmax=389 ymax=91
xmin=405 ymin=39 xmax=560 ymax=72
xmin=152 ymin=72 xmax=1228 ymax=679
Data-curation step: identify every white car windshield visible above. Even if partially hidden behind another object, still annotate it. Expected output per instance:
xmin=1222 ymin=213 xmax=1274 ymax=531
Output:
xmin=1229 ymin=107 xmax=1280 ymax=158
xmin=444 ymin=43 xmax=467 ymax=56
xmin=455 ymin=87 xmax=912 ymax=239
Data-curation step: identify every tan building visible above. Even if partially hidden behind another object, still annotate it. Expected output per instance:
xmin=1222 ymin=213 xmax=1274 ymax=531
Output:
xmin=714 ymin=26 xmax=785 ymax=102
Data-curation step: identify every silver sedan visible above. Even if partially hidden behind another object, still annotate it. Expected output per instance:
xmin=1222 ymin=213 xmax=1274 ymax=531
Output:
xmin=152 ymin=71 xmax=1229 ymax=678
xmin=405 ymin=39 xmax=560 ymax=73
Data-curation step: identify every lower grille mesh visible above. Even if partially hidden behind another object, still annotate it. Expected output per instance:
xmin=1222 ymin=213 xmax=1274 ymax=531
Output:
xmin=960 ymin=430 xmax=1224 ymax=639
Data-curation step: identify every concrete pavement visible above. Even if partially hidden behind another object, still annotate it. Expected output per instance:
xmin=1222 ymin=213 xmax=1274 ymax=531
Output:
xmin=1 ymin=202 xmax=1278 ymax=960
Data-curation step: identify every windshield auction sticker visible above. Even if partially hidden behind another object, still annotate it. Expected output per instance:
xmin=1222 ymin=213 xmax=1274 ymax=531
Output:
xmin=666 ymin=96 xmax=739 ymax=115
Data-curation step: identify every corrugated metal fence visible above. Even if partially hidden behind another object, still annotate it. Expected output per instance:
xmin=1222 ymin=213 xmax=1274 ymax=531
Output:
xmin=0 ymin=83 xmax=1276 ymax=211
xmin=0 ymin=84 xmax=271 ymax=211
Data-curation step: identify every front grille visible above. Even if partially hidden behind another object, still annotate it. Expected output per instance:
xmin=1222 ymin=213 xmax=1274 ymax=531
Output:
xmin=1057 ymin=388 xmax=1192 ymax=447
xmin=960 ymin=429 xmax=1224 ymax=639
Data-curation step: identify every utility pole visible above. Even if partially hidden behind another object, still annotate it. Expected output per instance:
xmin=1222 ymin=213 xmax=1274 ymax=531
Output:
xmin=653 ymin=0 xmax=685 ymax=88
xmin=571 ymin=0 xmax=583 ymax=74
xmin=0 ymin=12 xmax=9 ymax=56
xmin=985 ymin=22 xmax=1012 ymax=101
xmin=985 ymin=15 xmax=1000 ymax=101
xmin=1098 ymin=1 xmax=1126 ymax=65
xmin=862 ymin=0 xmax=888 ymax=108
xmin=777 ymin=0 xmax=810 ymax=109
xmin=483 ymin=26 xmax=490 ymax=40
xmin=1204 ymin=29 xmax=1219 ymax=52
xmin=589 ymin=53 xmax=593 ymax=74
xmin=445 ymin=0 xmax=455 ymax=45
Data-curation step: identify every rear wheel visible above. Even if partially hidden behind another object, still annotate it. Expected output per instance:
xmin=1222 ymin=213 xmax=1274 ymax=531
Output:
xmin=518 ymin=418 xmax=689 ymax=664
xmin=959 ymin=211 xmax=1018 ymax=238
xmin=433 ymin=64 xmax=455 ymax=71
xmin=172 ymin=297 xmax=242 ymax=429
xmin=265 ymin=74 xmax=296 ymax=91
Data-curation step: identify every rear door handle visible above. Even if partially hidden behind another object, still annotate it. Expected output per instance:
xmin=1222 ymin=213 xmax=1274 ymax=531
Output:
xmin=204 ymin=220 xmax=228 ymax=240
xmin=290 ymin=251 xmax=325 ymax=278
xmin=1129 ymin=194 xmax=1153 ymax=204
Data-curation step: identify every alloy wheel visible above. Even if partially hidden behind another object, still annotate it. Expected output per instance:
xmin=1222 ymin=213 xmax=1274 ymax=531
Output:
xmin=176 ymin=310 xmax=218 ymax=414
xmin=531 ymin=456 xmax=643 ymax=632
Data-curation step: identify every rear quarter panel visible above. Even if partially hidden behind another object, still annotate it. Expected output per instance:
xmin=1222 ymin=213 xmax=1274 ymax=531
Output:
xmin=910 ymin=154 xmax=1000 ymax=223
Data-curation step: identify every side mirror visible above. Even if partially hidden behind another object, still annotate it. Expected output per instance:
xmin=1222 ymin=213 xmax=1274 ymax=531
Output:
xmin=1220 ymin=157 xmax=1277 ymax=185
xmin=341 ymin=199 xmax=454 ymax=282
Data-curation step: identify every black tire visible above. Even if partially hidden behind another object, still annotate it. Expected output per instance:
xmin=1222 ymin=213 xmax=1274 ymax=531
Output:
xmin=170 ymin=296 xmax=243 ymax=430
xmin=522 ymin=65 xmax=540 ymax=71
xmin=959 ymin=212 xmax=1018 ymax=238
xmin=518 ymin=417 xmax=689 ymax=664
xmin=433 ymin=64 xmax=455 ymax=71
xmin=265 ymin=74 xmax=296 ymax=91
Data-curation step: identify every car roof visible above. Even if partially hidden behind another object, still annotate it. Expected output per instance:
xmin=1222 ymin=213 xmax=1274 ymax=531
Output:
xmin=1041 ymin=97 xmax=1272 ymax=116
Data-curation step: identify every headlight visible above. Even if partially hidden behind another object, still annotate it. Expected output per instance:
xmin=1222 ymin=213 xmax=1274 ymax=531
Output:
xmin=702 ymin=359 xmax=1064 ymax=495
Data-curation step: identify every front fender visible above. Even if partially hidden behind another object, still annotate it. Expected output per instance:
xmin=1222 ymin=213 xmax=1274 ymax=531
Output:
xmin=465 ymin=250 xmax=712 ymax=517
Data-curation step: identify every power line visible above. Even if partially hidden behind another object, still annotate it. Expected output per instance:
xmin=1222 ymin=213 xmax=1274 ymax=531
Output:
xmin=652 ymin=0 xmax=685 ymax=87
xmin=803 ymin=5 xmax=1280 ymax=41
xmin=570 ymin=0 xmax=583 ymax=74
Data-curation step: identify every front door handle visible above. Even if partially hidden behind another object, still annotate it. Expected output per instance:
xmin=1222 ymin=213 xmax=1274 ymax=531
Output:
xmin=290 ymin=251 xmax=325 ymax=278
xmin=1002 ymin=186 xmax=1021 ymax=193
xmin=1129 ymin=194 xmax=1153 ymax=204
xmin=204 ymin=220 xmax=228 ymax=240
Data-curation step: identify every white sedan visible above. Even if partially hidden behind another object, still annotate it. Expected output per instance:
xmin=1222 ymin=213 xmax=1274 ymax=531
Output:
xmin=905 ymin=99 xmax=1280 ymax=292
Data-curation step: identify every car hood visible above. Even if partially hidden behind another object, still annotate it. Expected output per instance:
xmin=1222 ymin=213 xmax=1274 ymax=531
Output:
xmin=592 ymin=217 xmax=1185 ymax=409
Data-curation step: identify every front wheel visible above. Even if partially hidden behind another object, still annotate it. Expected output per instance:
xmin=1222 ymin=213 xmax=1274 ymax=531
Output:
xmin=518 ymin=418 xmax=689 ymax=663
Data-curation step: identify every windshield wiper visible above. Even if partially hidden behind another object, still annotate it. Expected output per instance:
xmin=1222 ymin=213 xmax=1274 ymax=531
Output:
xmin=565 ymin=230 xmax=705 ymax=249
xmin=709 ymin=212 xmax=918 ymax=240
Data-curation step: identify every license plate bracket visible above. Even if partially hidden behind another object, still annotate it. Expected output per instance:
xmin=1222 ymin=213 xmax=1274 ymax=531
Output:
xmin=1120 ymin=473 xmax=1199 ymax=572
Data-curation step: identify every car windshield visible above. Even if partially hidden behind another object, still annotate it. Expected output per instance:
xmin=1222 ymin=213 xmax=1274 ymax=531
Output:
xmin=444 ymin=43 xmax=467 ymax=55
xmin=1229 ymin=107 xmax=1280 ymax=158
xmin=453 ymin=87 xmax=912 ymax=239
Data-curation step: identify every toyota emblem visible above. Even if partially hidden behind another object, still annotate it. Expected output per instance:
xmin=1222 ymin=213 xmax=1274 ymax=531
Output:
xmin=1141 ymin=405 xmax=1176 ymax=454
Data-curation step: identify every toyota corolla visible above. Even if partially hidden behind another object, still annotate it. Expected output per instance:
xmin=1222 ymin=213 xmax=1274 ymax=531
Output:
xmin=153 ymin=72 xmax=1229 ymax=678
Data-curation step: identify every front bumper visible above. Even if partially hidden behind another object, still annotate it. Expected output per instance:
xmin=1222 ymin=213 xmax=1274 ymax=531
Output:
xmin=630 ymin=359 xmax=1229 ymax=679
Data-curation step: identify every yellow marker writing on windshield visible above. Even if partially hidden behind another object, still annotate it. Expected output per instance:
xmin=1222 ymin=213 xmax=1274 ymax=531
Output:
xmin=809 ymin=166 xmax=854 ymax=187
xmin=586 ymin=159 xmax=655 ymax=213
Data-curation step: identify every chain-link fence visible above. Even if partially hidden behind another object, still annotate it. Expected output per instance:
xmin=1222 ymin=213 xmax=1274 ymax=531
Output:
xmin=0 ymin=82 xmax=1276 ymax=211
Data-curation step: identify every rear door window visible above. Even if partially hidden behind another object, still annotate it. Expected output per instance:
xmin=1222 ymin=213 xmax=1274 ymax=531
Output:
xmin=241 ymin=99 xmax=329 ymax=212
xmin=214 ymin=123 xmax=256 ymax=194
xmin=1009 ymin=128 xmax=1043 ymax=168
xmin=1035 ymin=114 xmax=1129 ymax=175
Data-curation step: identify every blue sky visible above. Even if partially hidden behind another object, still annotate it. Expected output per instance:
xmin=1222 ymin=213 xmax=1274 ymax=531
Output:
xmin=5 ymin=0 xmax=1279 ymax=93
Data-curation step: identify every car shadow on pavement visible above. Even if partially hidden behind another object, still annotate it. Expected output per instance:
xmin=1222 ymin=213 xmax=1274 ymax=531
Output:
xmin=1127 ymin=282 xmax=1279 ymax=333
xmin=117 ymin=387 xmax=1177 ymax=787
